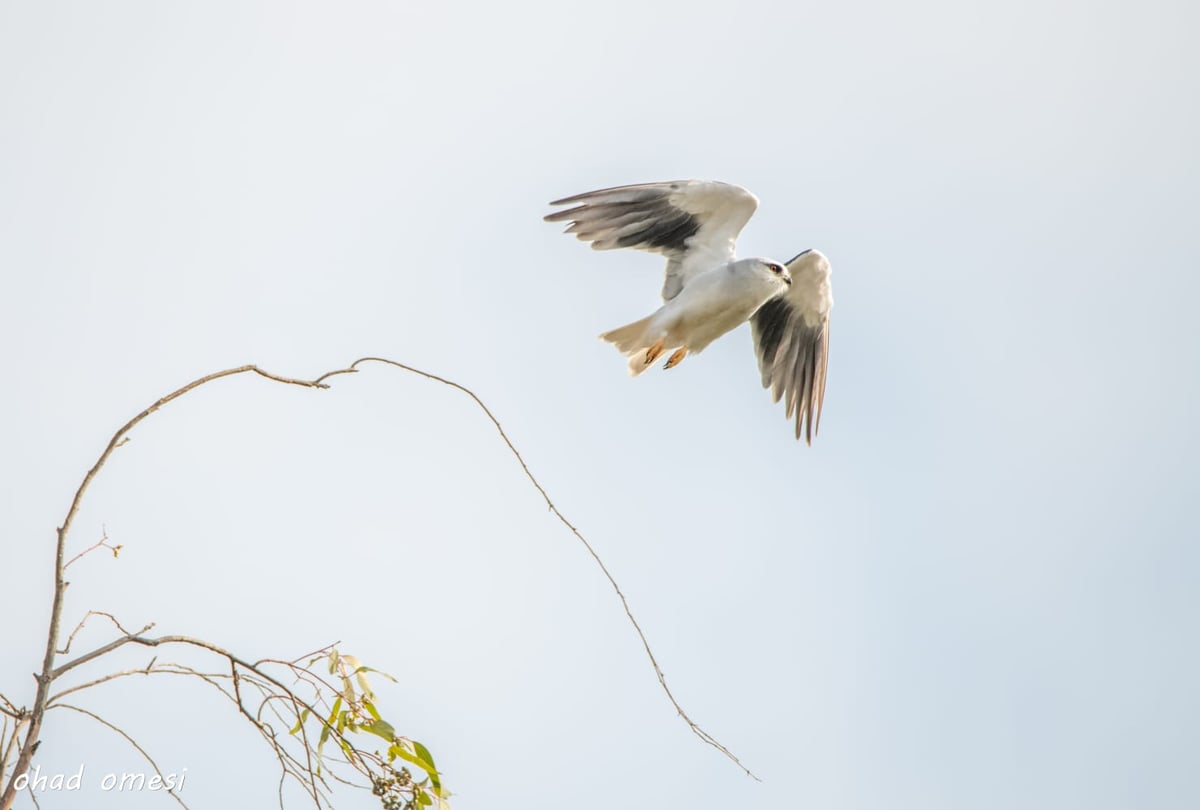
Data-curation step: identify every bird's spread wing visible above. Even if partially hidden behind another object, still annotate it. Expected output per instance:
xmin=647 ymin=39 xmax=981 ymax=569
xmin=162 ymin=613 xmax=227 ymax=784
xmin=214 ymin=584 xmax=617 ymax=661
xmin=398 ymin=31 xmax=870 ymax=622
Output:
xmin=544 ymin=180 xmax=759 ymax=300
xmin=750 ymin=249 xmax=833 ymax=444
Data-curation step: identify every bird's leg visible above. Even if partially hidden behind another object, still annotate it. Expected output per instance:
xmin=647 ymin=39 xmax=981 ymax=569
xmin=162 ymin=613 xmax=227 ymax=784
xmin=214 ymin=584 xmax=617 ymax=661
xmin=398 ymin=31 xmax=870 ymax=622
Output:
xmin=663 ymin=347 xmax=688 ymax=369
xmin=643 ymin=338 xmax=666 ymax=367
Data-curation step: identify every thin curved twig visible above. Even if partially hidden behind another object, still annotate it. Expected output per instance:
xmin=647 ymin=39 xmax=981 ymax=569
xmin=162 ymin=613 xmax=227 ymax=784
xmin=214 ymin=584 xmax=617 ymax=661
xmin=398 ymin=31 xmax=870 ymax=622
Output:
xmin=52 ymin=703 xmax=188 ymax=809
xmin=0 ymin=717 xmax=15 ymax=782
xmin=63 ymin=528 xmax=121 ymax=570
xmin=58 ymin=610 xmax=137 ymax=656
xmin=52 ymin=652 xmax=336 ymax=807
xmin=48 ymin=663 xmax=233 ymax=708
xmin=350 ymin=357 xmax=758 ymax=778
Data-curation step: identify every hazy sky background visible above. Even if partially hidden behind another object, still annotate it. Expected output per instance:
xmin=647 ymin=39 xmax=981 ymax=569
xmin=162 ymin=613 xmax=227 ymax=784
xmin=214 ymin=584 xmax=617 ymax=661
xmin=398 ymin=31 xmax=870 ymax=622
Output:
xmin=2 ymin=1 xmax=1198 ymax=808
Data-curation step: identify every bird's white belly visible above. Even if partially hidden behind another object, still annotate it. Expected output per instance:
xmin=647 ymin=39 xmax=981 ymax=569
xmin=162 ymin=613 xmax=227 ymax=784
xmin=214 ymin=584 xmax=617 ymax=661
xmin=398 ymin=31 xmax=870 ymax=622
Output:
xmin=660 ymin=269 xmax=777 ymax=352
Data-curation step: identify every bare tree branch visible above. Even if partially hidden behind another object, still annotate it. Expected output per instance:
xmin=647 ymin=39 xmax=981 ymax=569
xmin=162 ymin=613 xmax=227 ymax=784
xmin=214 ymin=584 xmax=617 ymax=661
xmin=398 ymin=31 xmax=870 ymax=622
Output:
xmin=51 ymin=654 xmax=334 ymax=808
xmin=52 ymin=624 xmax=155 ymax=680
xmin=0 ymin=717 xmax=14 ymax=783
xmin=61 ymin=636 xmax=362 ymax=804
xmin=63 ymin=527 xmax=121 ymax=570
xmin=58 ymin=610 xmax=139 ymax=656
xmin=47 ymin=661 xmax=234 ymax=707
xmin=52 ymin=703 xmax=188 ymax=809
xmin=0 ymin=713 xmax=30 ymax=792
xmin=232 ymin=661 xmax=322 ymax=810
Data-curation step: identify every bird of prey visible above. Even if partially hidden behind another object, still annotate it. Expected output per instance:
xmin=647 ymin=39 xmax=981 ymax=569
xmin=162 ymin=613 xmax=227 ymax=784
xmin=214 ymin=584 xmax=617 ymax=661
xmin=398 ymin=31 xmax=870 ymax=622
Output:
xmin=544 ymin=179 xmax=833 ymax=443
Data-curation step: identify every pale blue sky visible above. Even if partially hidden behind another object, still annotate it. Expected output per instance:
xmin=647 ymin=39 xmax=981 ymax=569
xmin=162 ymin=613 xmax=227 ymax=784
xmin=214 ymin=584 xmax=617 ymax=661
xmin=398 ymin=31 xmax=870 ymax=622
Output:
xmin=2 ymin=1 xmax=1198 ymax=808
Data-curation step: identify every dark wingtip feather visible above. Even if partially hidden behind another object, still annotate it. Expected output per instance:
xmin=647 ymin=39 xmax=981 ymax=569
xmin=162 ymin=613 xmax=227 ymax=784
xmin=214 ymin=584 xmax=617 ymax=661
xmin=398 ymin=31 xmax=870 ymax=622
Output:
xmin=544 ymin=205 xmax=588 ymax=223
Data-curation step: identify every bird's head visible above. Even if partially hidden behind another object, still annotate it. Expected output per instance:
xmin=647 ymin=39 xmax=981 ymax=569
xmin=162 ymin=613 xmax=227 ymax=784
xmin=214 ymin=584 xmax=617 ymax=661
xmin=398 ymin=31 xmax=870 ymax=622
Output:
xmin=753 ymin=258 xmax=792 ymax=288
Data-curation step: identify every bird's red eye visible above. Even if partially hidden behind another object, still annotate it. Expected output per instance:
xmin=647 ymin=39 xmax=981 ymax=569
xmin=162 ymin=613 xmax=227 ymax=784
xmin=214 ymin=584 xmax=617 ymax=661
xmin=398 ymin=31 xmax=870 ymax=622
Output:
xmin=770 ymin=264 xmax=783 ymax=274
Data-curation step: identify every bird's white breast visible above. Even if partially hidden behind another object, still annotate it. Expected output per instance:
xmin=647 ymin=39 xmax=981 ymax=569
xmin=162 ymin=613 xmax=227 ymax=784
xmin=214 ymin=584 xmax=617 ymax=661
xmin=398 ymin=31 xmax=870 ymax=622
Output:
xmin=663 ymin=263 xmax=783 ymax=352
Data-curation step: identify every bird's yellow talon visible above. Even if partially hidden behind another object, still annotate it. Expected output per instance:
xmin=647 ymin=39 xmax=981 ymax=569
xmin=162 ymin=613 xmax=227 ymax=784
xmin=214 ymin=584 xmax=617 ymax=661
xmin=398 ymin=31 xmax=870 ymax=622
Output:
xmin=644 ymin=338 xmax=666 ymax=366
xmin=664 ymin=347 xmax=688 ymax=369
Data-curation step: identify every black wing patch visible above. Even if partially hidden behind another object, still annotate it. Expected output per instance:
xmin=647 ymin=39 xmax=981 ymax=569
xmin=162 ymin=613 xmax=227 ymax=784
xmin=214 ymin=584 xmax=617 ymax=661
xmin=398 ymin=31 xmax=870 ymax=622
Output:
xmin=544 ymin=188 xmax=701 ymax=254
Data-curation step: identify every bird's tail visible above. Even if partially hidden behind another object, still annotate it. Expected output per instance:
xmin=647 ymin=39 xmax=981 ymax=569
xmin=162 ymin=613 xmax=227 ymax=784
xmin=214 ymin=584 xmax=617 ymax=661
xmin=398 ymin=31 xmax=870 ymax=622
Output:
xmin=599 ymin=313 xmax=661 ymax=376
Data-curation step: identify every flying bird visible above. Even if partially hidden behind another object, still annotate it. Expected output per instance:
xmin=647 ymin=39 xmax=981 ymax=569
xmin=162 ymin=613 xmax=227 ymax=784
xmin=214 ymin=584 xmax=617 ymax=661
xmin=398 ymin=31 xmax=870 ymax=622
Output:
xmin=544 ymin=180 xmax=833 ymax=443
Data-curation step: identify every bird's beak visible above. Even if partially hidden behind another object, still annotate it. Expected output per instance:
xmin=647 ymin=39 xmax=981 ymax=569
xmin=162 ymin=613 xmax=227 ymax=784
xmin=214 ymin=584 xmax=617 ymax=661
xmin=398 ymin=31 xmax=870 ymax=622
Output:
xmin=783 ymin=273 xmax=792 ymax=286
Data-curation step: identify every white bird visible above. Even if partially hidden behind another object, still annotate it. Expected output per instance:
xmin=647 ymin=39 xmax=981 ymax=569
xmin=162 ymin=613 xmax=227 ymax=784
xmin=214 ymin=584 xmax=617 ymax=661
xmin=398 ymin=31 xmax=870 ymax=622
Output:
xmin=545 ymin=179 xmax=833 ymax=443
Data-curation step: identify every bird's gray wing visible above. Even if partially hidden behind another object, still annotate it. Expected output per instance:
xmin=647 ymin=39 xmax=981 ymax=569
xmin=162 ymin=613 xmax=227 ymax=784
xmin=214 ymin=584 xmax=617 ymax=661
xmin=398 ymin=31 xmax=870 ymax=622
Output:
xmin=544 ymin=180 xmax=758 ymax=301
xmin=750 ymin=249 xmax=834 ymax=444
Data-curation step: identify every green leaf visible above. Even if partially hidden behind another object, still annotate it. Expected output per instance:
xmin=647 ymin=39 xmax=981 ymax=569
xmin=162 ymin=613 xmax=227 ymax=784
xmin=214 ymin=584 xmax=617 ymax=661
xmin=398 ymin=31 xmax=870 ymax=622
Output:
xmin=289 ymin=708 xmax=311 ymax=736
xmin=362 ymin=719 xmax=396 ymax=742
xmin=364 ymin=700 xmax=382 ymax=722
xmin=417 ymin=790 xmax=433 ymax=806
xmin=413 ymin=740 xmax=441 ymax=789
xmin=318 ymin=696 xmax=343 ymax=757
xmin=389 ymin=744 xmax=438 ymax=782
xmin=412 ymin=741 xmax=437 ymax=771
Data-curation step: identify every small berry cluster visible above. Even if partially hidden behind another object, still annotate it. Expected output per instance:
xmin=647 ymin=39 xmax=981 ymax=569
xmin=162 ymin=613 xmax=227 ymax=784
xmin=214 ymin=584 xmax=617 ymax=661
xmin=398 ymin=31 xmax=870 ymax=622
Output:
xmin=370 ymin=765 xmax=416 ymax=810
